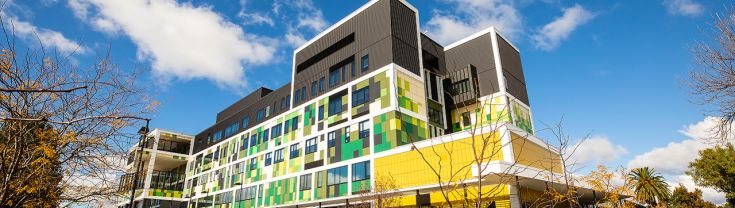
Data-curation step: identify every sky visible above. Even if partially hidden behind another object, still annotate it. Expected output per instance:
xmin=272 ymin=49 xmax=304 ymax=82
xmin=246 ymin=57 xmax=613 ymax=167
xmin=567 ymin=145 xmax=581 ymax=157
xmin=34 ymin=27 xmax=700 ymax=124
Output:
xmin=2 ymin=0 xmax=729 ymax=204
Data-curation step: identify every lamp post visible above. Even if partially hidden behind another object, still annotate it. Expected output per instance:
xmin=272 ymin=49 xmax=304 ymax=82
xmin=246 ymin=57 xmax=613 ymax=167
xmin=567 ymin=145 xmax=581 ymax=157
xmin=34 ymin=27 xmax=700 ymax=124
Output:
xmin=129 ymin=119 xmax=151 ymax=208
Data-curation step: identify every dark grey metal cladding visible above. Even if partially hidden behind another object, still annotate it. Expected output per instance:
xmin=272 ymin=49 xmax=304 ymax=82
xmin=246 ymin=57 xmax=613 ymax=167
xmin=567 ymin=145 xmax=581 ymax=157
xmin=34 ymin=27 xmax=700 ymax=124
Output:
xmin=291 ymin=0 xmax=419 ymax=106
xmin=444 ymin=33 xmax=501 ymax=98
xmin=390 ymin=0 xmax=420 ymax=75
xmin=420 ymin=33 xmax=447 ymax=75
xmin=193 ymin=83 xmax=292 ymax=153
xmin=216 ymin=87 xmax=273 ymax=122
xmin=497 ymin=36 xmax=529 ymax=105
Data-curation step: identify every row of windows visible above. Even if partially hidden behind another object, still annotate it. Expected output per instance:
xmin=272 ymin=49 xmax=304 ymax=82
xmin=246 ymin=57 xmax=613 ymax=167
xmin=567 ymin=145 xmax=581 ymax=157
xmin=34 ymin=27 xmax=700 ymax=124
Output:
xmin=296 ymin=54 xmax=370 ymax=105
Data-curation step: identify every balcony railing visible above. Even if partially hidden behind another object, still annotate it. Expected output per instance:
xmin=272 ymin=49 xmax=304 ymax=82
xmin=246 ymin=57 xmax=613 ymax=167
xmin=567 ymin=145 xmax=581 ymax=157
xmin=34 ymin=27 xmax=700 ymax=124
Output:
xmin=155 ymin=139 xmax=190 ymax=155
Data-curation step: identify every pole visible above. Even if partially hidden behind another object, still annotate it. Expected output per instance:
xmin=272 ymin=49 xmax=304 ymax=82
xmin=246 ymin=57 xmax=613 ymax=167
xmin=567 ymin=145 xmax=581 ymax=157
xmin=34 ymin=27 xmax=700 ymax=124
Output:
xmin=129 ymin=119 xmax=150 ymax=208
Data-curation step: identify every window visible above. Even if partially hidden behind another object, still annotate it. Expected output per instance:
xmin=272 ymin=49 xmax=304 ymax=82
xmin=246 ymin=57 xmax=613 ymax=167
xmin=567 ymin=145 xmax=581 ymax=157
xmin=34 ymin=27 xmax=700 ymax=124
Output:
xmin=341 ymin=65 xmax=347 ymax=82
xmin=319 ymin=77 xmax=325 ymax=92
xmin=329 ymin=68 xmax=340 ymax=87
xmin=327 ymin=166 xmax=348 ymax=186
xmin=359 ymin=120 xmax=370 ymax=139
xmin=291 ymin=117 xmax=299 ymax=131
xmin=262 ymin=129 xmax=270 ymax=142
xmin=213 ymin=131 xmax=222 ymax=142
xmin=274 ymin=148 xmax=284 ymax=163
xmin=352 ymin=161 xmax=370 ymax=181
xmin=361 ymin=55 xmax=369 ymax=71
xmin=256 ymin=109 xmax=265 ymax=122
xmin=265 ymin=106 xmax=271 ymax=118
xmin=290 ymin=143 xmax=300 ymax=158
xmin=344 ymin=127 xmax=351 ymax=143
xmin=224 ymin=122 xmax=239 ymax=137
xmin=280 ymin=97 xmax=286 ymax=111
xmin=240 ymin=135 xmax=248 ymax=151
xmin=429 ymin=108 xmax=444 ymax=125
xmin=242 ymin=117 xmax=250 ymax=129
xmin=317 ymin=171 xmax=323 ymax=188
xmin=294 ymin=89 xmax=301 ymax=103
xmin=327 ymin=131 xmax=336 ymax=148
xmin=301 ymin=87 xmax=306 ymax=101
xmin=286 ymin=95 xmax=291 ymax=106
xmin=305 ymin=138 xmax=317 ymax=154
xmin=284 ymin=120 xmax=291 ymax=134
xmin=352 ymin=86 xmax=370 ymax=106
xmin=249 ymin=133 xmax=258 ymax=147
xmin=271 ymin=124 xmax=282 ymax=138
xmin=452 ymin=79 xmax=470 ymax=95
xmin=265 ymin=153 xmax=272 ymax=166
xmin=328 ymin=97 xmax=342 ymax=116
xmin=311 ymin=81 xmax=318 ymax=97
xmin=318 ymin=105 xmax=325 ymax=120
xmin=299 ymin=174 xmax=312 ymax=190
xmin=272 ymin=101 xmax=277 ymax=115
xmin=249 ymin=158 xmax=257 ymax=170
xmin=461 ymin=112 xmax=471 ymax=126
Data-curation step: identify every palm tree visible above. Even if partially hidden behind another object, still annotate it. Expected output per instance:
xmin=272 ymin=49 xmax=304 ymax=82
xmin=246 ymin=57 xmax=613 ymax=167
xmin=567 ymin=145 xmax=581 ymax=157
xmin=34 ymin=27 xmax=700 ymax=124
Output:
xmin=629 ymin=167 xmax=671 ymax=206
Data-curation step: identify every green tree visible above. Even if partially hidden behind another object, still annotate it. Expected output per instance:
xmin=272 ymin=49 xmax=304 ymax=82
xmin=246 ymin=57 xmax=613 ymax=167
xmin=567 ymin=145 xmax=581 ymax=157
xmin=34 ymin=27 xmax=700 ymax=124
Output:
xmin=667 ymin=184 xmax=717 ymax=208
xmin=629 ymin=167 xmax=670 ymax=206
xmin=686 ymin=144 xmax=735 ymax=205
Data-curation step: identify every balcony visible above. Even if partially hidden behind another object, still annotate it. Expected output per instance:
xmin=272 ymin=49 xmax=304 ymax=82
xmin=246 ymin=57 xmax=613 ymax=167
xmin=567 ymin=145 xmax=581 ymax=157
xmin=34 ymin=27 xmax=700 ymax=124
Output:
xmin=155 ymin=139 xmax=190 ymax=155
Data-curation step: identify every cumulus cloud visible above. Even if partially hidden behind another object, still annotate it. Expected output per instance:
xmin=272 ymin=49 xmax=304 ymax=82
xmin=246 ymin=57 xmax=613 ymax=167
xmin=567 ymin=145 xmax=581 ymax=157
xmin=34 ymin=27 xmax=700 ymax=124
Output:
xmin=69 ymin=0 xmax=278 ymax=89
xmin=531 ymin=4 xmax=595 ymax=51
xmin=1 ymin=14 xmax=86 ymax=54
xmin=662 ymin=0 xmax=703 ymax=17
xmin=569 ymin=136 xmax=627 ymax=166
xmin=627 ymin=117 xmax=730 ymax=204
xmin=424 ymin=0 xmax=522 ymax=45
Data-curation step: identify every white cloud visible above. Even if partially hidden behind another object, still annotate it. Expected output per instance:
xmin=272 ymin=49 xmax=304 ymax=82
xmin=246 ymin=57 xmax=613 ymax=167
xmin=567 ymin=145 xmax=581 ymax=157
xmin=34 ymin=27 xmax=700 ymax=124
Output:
xmin=1 ymin=14 xmax=86 ymax=54
xmin=569 ymin=136 xmax=627 ymax=166
xmin=70 ymin=0 xmax=278 ymax=89
xmin=627 ymin=117 xmax=730 ymax=204
xmin=662 ymin=0 xmax=703 ymax=17
xmin=425 ymin=0 xmax=522 ymax=45
xmin=531 ymin=4 xmax=594 ymax=51
xmin=237 ymin=0 xmax=275 ymax=27
xmin=285 ymin=32 xmax=307 ymax=48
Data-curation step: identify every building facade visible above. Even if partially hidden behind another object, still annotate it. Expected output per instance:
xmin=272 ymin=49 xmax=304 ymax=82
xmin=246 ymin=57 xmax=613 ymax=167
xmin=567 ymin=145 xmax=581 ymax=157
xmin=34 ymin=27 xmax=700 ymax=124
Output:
xmin=118 ymin=0 xmax=602 ymax=207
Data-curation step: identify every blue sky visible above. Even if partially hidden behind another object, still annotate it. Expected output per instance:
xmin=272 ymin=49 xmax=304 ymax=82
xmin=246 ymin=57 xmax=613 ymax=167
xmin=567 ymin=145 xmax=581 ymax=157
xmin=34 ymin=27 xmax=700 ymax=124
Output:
xmin=4 ymin=0 xmax=728 ymax=204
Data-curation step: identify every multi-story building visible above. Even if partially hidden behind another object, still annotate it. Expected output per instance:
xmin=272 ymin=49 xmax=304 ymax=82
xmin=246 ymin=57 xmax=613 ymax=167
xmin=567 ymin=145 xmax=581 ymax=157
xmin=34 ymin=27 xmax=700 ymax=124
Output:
xmin=118 ymin=129 xmax=194 ymax=208
xmin=119 ymin=0 xmax=606 ymax=207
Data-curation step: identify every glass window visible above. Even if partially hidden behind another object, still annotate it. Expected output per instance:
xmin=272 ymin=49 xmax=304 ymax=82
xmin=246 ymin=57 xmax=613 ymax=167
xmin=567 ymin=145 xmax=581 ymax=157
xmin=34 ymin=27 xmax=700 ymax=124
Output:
xmin=240 ymin=135 xmax=248 ymax=151
xmin=319 ymin=77 xmax=325 ymax=92
xmin=318 ymin=105 xmax=325 ymax=120
xmin=359 ymin=120 xmax=370 ymax=139
xmin=327 ymin=131 xmax=336 ymax=148
xmin=294 ymin=89 xmax=301 ymax=103
xmin=256 ymin=109 xmax=265 ymax=122
xmin=265 ymin=153 xmax=272 ymax=166
xmin=300 ymin=174 xmax=312 ymax=190
xmin=224 ymin=122 xmax=239 ymax=137
xmin=317 ymin=171 xmax=323 ymax=188
xmin=328 ymin=97 xmax=342 ymax=116
xmin=286 ymin=95 xmax=291 ymax=107
xmin=327 ymin=166 xmax=348 ymax=186
xmin=262 ymin=129 xmax=270 ymax=142
xmin=242 ymin=117 xmax=250 ymax=129
xmin=213 ymin=131 xmax=222 ymax=142
xmin=351 ymin=61 xmax=356 ymax=77
xmin=344 ymin=127 xmax=351 ymax=143
xmin=274 ymin=148 xmax=284 ymax=163
xmin=361 ymin=54 xmax=369 ymax=71
xmin=462 ymin=112 xmax=471 ymax=126
xmin=271 ymin=124 xmax=282 ymax=138
xmin=341 ymin=65 xmax=346 ymax=82
xmin=290 ymin=143 xmax=300 ymax=158
xmin=301 ymin=87 xmax=306 ymax=102
xmin=305 ymin=138 xmax=317 ymax=154
xmin=352 ymin=161 xmax=370 ymax=181
xmin=291 ymin=117 xmax=299 ymax=131
xmin=329 ymin=68 xmax=340 ymax=87
xmin=311 ymin=81 xmax=318 ymax=97
xmin=352 ymin=86 xmax=370 ymax=106
xmin=249 ymin=158 xmax=257 ymax=170
xmin=284 ymin=120 xmax=291 ymax=134
xmin=280 ymin=97 xmax=286 ymax=111
xmin=249 ymin=134 xmax=257 ymax=147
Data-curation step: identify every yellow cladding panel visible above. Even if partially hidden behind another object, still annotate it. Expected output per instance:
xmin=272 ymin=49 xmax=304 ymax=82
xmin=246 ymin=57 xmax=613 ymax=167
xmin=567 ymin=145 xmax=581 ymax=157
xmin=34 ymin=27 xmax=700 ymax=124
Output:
xmin=511 ymin=133 xmax=564 ymax=173
xmin=375 ymin=133 xmax=503 ymax=188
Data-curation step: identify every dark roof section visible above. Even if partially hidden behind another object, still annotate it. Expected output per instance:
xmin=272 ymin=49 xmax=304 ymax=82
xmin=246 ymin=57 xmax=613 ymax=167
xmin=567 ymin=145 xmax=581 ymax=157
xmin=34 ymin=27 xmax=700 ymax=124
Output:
xmin=216 ymin=87 xmax=274 ymax=123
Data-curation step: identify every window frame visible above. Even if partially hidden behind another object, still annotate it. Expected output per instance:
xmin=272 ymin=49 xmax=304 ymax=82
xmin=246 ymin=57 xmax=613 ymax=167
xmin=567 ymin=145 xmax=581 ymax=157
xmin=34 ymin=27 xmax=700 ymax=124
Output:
xmin=361 ymin=55 xmax=369 ymax=71
xmin=358 ymin=120 xmax=370 ymax=140
xmin=305 ymin=138 xmax=317 ymax=154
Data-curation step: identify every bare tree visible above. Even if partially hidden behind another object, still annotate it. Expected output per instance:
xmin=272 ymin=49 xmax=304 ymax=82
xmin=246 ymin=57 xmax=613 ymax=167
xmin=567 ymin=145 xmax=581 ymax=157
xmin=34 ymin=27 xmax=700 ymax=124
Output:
xmin=528 ymin=119 xmax=588 ymax=208
xmin=401 ymin=70 xmax=533 ymax=207
xmin=353 ymin=173 xmax=401 ymax=208
xmin=689 ymin=9 xmax=735 ymax=144
xmin=0 ymin=15 xmax=152 ymax=207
